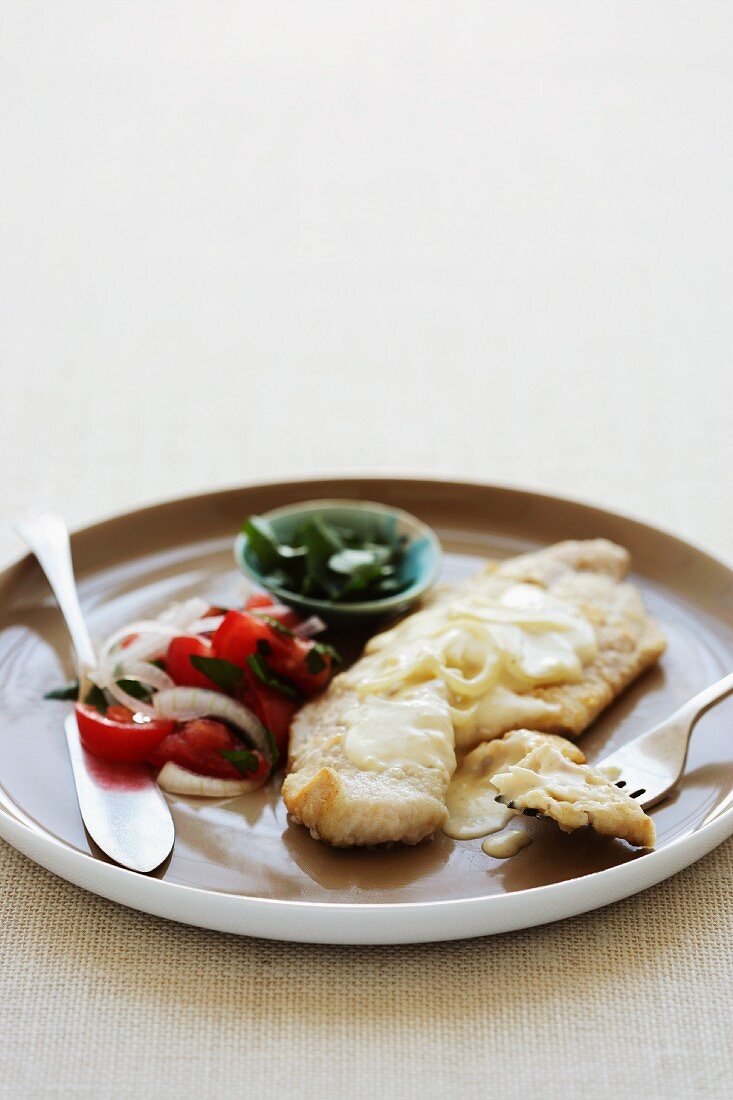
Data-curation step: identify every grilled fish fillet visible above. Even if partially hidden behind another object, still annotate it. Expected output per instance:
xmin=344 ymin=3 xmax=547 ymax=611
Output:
xmin=282 ymin=539 xmax=666 ymax=847
xmin=492 ymin=738 xmax=656 ymax=849
xmin=448 ymin=729 xmax=655 ymax=848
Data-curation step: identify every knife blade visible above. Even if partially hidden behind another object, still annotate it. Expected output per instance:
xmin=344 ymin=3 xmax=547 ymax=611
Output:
xmin=65 ymin=712 xmax=175 ymax=872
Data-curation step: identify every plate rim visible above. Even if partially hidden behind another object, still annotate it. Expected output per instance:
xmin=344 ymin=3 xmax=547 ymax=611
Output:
xmin=2 ymin=476 xmax=733 ymax=944
xmin=4 ymin=473 xmax=729 ymax=582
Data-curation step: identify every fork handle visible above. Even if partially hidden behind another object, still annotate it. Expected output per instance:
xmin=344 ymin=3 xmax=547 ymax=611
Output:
xmin=14 ymin=512 xmax=96 ymax=676
xmin=679 ymin=670 xmax=733 ymax=728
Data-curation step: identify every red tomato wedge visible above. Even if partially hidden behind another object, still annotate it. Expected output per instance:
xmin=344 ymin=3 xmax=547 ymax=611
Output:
xmin=212 ymin=610 xmax=333 ymax=698
xmin=75 ymin=703 xmax=175 ymax=763
xmin=212 ymin=609 xmax=272 ymax=664
xmin=239 ymin=669 xmax=298 ymax=758
xmin=244 ymin=593 xmax=275 ymax=611
xmin=165 ymin=636 xmax=218 ymax=690
xmin=245 ymin=592 xmax=301 ymax=629
xmin=267 ymin=634 xmax=333 ymax=695
xmin=147 ymin=719 xmax=269 ymax=781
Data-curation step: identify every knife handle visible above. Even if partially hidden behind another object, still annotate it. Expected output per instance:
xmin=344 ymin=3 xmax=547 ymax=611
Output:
xmin=13 ymin=511 xmax=97 ymax=678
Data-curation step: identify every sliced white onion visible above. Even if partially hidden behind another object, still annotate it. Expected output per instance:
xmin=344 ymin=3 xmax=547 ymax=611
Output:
xmin=87 ymin=600 xmax=226 ymax=718
xmin=156 ymin=597 xmax=210 ymax=628
xmin=98 ymin=599 xmax=212 ymax=668
xmin=156 ymin=761 xmax=265 ymax=798
xmin=293 ymin=615 xmax=327 ymax=638
xmin=99 ymin=620 xmax=189 ymax=667
xmin=187 ymin=615 xmax=225 ymax=634
xmin=116 ymin=661 xmax=176 ymax=693
xmin=152 ymin=688 xmax=273 ymax=761
xmin=100 ymin=619 xmax=186 ymax=651
xmin=94 ymin=671 xmax=157 ymax=718
xmin=87 ymin=660 xmax=175 ymax=718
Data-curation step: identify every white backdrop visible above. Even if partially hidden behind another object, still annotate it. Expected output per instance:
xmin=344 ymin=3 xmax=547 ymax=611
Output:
xmin=1 ymin=3 xmax=732 ymax=1098
xmin=1 ymin=0 xmax=732 ymax=565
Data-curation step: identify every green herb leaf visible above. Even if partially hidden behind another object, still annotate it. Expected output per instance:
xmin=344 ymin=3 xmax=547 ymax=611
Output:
xmin=305 ymin=640 xmax=343 ymax=675
xmin=300 ymin=517 xmax=345 ymax=599
xmin=381 ymin=515 xmax=398 ymax=547
xmin=255 ymin=614 xmax=295 ymax=637
xmin=242 ymin=511 xmax=412 ymax=604
xmin=261 ymin=566 xmax=293 ymax=589
xmin=220 ymin=749 xmax=261 ymax=777
xmin=243 ymin=518 xmax=307 ymax=583
xmin=44 ymin=680 xmax=80 ymax=701
xmin=303 ymin=516 xmax=343 ymax=558
xmin=189 ymin=655 xmax=244 ymax=693
xmin=246 ymin=653 xmax=300 ymax=699
xmin=263 ymin=728 xmax=280 ymax=769
xmin=328 ymin=548 xmax=379 ymax=574
xmin=315 ymin=641 xmax=342 ymax=665
xmin=305 ymin=648 xmax=327 ymax=675
xmin=117 ymin=678 xmax=152 ymax=702
xmin=335 ymin=560 xmax=388 ymax=600
xmin=242 ymin=517 xmax=283 ymax=570
xmin=84 ymin=684 xmax=108 ymax=713
xmin=374 ymin=578 xmax=404 ymax=595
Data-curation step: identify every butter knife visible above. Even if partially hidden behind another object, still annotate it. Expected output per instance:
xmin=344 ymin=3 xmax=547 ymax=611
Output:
xmin=14 ymin=511 xmax=175 ymax=873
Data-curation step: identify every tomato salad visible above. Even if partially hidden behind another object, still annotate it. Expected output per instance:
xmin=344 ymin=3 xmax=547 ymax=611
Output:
xmin=53 ymin=594 xmax=339 ymax=798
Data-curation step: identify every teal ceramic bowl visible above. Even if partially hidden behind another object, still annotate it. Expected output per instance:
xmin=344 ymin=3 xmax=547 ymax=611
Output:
xmin=234 ymin=498 xmax=442 ymax=628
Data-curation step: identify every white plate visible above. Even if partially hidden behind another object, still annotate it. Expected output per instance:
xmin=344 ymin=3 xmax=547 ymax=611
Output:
xmin=1 ymin=478 xmax=732 ymax=943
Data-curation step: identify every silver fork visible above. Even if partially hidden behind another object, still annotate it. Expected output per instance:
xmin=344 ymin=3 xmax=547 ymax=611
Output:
xmin=597 ymin=672 xmax=733 ymax=810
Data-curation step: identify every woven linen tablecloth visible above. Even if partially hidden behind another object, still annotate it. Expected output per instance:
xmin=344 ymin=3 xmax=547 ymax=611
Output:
xmin=2 ymin=3 xmax=732 ymax=1097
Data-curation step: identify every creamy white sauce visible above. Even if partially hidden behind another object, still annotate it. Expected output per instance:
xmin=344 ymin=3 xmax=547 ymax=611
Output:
xmin=492 ymin=744 xmax=630 ymax=813
xmin=342 ymin=682 xmax=455 ymax=777
xmin=339 ymin=571 xmax=598 ymax=861
xmin=482 ymin=829 xmax=532 ymax=859
xmin=440 ymin=756 xmax=512 ymax=840
xmin=443 ymin=730 xmax=584 ymax=841
xmin=444 ymin=770 xmax=513 ymax=839
xmin=468 ymin=686 xmax=561 ymax=737
xmin=341 ymin=575 xmax=597 ymax=750
xmin=489 ymin=742 xmax=655 ymax=848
